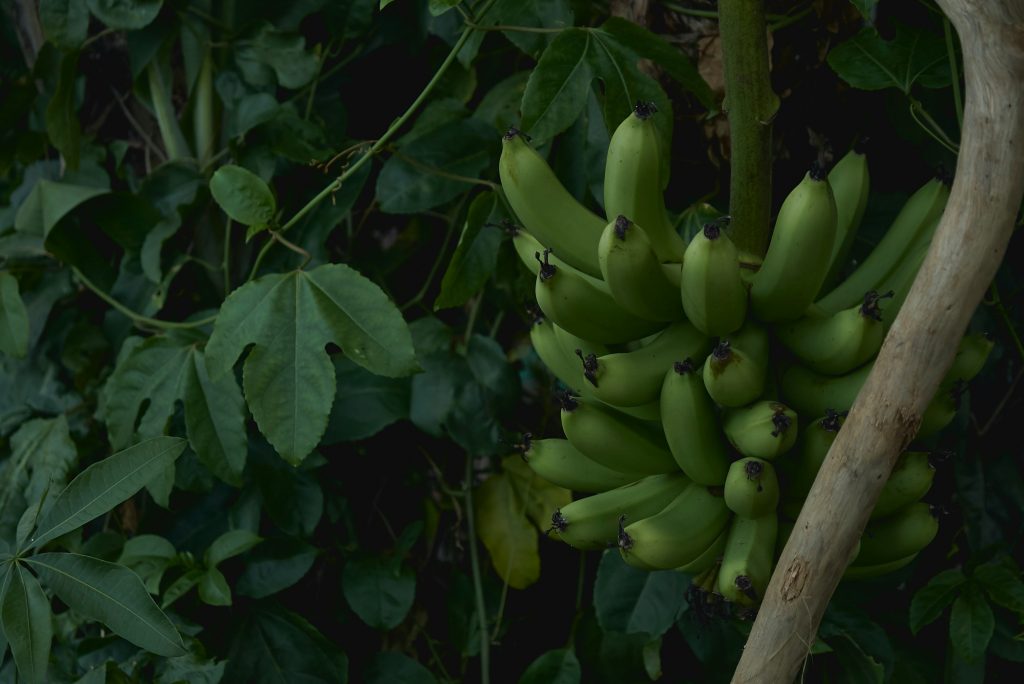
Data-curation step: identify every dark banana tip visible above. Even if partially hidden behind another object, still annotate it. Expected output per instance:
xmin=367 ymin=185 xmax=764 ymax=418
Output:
xmin=935 ymin=164 xmax=953 ymax=186
xmin=555 ymin=390 xmax=579 ymax=412
xmin=860 ymin=290 xmax=894 ymax=321
xmin=770 ymin=406 xmax=792 ymax=437
xmin=617 ymin=515 xmax=634 ymax=550
xmin=852 ymin=136 xmax=870 ymax=155
xmin=809 ymin=159 xmax=828 ymax=181
xmin=674 ymin=358 xmax=697 ymax=375
xmin=820 ymin=409 xmax=843 ymax=432
xmin=494 ymin=218 xmax=519 ymax=236
xmin=614 ymin=215 xmax=631 ymax=240
xmin=502 ymin=127 xmax=531 ymax=142
xmin=550 ymin=509 xmax=568 ymax=533
xmin=711 ymin=340 xmax=732 ymax=361
xmin=575 ymin=349 xmax=599 ymax=387
xmin=517 ymin=432 xmax=533 ymax=456
xmin=535 ymin=248 xmax=556 ymax=280
xmin=744 ymin=459 xmax=764 ymax=480
xmin=634 ymin=101 xmax=658 ymax=119
xmin=703 ymin=222 xmax=722 ymax=240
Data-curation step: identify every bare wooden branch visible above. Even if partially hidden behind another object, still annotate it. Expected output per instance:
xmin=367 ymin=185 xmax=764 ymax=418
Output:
xmin=731 ymin=1 xmax=1024 ymax=682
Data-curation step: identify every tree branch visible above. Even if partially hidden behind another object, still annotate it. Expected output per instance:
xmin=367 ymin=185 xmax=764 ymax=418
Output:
xmin=731 ymin=2 xmax=1024 ymax=682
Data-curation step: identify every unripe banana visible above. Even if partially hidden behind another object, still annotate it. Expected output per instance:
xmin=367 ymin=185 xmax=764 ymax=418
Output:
xmin=511 ymin=226 xmax=609 ymax=293
xmin=716 ymin=513 xmax=778 ymax=607
xmin=676 ymin=525 xmax=729 ymax=575
xmin=598 ymin=216 xmax=685 ymax=322
xmin=918 ymin=386 xmax=958 ymax=439
xmin=815 ymin=177 xmax=950 ymax=315
xmin=943 ymin=332 xmax=994 ymax=387
xmin=534 ymin=249 xmax=664 ymax=344
xmin=871 ymin=451 xmax=935 ymax=520
xmin=724 ymin=457 xmax=780 ymax=518
xmin=529 ymin=316 xmax=594 ymax=396
xmin=619 ymin=483 xmax=731 ymax=570
xmin=851 ymin=502 xmax=938 ymax=567
xmin=660 ymin=359 xmax=731 ymax=485
xmin=520 ymin=434 xmax=645 ymax=493
xmin=551 ymin=473 xmax=690 ymax=550
xmin=578 ymin=319 xmax=710 ymax=407
xmin=779 ymin=361 xmax=871 ymax=419
xmin=552 ymin=321 xmax=609 ymax=360
xmin=820 ymin=147 xmax=870 ymax=293
xmin=723 ymin=401 xmax=798 ymax=461
xmin=499 ymin=129 xmax=605 ymax=276
xmin=778 ymin=411 xmax=844 ymax=517
xmin=773 ymin=291 xmax=889 ymax=376
xmin=603 ymin=102 xmax=686 ymax=262
xmin=842 ymin=553 xmax=917 ymax=580
xmin=559 ymin=393 xmax=679 ymax=474
xmin=749 ymin=165 xmax=838 ymax=322
xmin=680 ymin=221 xmax=748 ymax=336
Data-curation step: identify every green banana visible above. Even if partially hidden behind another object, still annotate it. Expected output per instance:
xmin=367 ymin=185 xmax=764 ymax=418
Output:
xmin=603 ymin=102 xmax=686 ymax=262
xmin=677 ymin=525 xmax=729 ymax=575
xmin=499 ymin=129 xmax=606 ymax=277
xmin=521 ymin=434 xmax=645 ymax=493
xmin=578 ymin=319 xmax=710 ymax=407
xmin=534 ymin=249 xmax=664 ymax=344
xmin=749 ymin=164 xmax=838 ymax=322
xmin=815 ymin=177 xmax=950 ymax=315
xmin=619 ymin=483 xmax=731 ymax=570
xmin=559 ymin=393 xmax=679 ymax=474
xmin=724 ymin=457 xmax=780 ymax=518
xmin=943 ymin=332 xmax=994 ymax=387
xmin=842 ymin=553 xmax=917 ymax=580
xmin=680 ymin=221 xmax=749 ymax=336
xmin=598 ymin=216 xmax=685 ymax=322
xmin=702 ymin=321 xmax=770 ymax=407
xmin=918 ymin=386 xmax=958 ymax=439
xmin=551 ymin=473 xmax=690 ymax=550
xmin=871 ymin=451 xmax=935 ymax=520
xmin=529 ymin=316 xmax=594 ymax=395
xmin=723 ymin=401 xmax=798 ymax=461
xmin=774 ymin=290 xmax=889 ymax=376
xmin=716 ymin=513 xmax=778 ymax=607
xmin=820 ymin=147 xmax=870 ymax=293
xmin=512 ymin=226 xmax=609 ymax=293
xmin=660 ymin=359 xmax=731 ymax=485
xmin=851 ymin=502 xmax=938 ymax=567
xmin=780 ymin=361 xmax=871 ymax=419
xmin=778 ymin=411 xmax=844 ymax=517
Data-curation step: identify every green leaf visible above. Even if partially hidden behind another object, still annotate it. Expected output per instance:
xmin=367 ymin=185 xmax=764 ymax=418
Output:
xmin=950 ymin=584 xmax=995 ymax=664
xmin=491 ymin=0 xmax=573 ymax=58
xmin=1 ymin=563 xmax=52 ymax=684
xmin=365 ymin=651 xmax=437 ymax=683
xmin=7 ymin=416 xmax=78 ymax=547
xmin=323 ymin=357 xmax=410 ymax=444
xmin=850 ymin=0 xmax=878 ymax=22
xmin=39 ymin=0 xmax=90 ymax=51
xmin=519 ymin=649 xmax=581 ymax=684
xmin=428 ymin=0 xmax=459 ymax=16
xmin=235 ymin=537 xmax=317 ymax=599
xmin=520 ymin=28 xmax=593 ymax=142
xmin=205 ymin=264 xmax=417 ymax=465
xmin=27 ymin=437 xmax=187 ymax=550
xmin=473 ymin=455 xmax=571 ymax=589
xmin=183 ymin=348 xmax=248 ymax=486
xmin=226 ymin=606 xmax=348 ymax=683
xmin=87 ymin=0 xmax=163 ymax=30
xmin=13 ymin=179 xmax=107 ymax=237
xmin=0 ymin=273 xmax=29 ymax=358
xmin=375 ymin=117 xmax=495 ymax=214
xmin=434 ymin=191 xmax=502 ymax=310
xmin=104 ymin=336 xmax=191 ymax=450
xmin=235 ymin=23 xmax=319 ymax=89
xmin=198 ymin=567 xmax=232 ymax=606
xmin=204 ymin=529 xmax=263 ymax=568
xmin=253 ymin=453 xmax=324 ymax=536
xmin=46 ymin=50 xmax=82 ymax=170
xmin=117 ymin=534 xmax=176 ymax=595
xmin=209 ymin=164 xmax=277 ymax=228
xmin=593 ymin=550 xmax=687 ymax=637
xmin=910 ymin=568 xmax=968 ymax=634
xmin=827 ymin=24 xmax=951 ymax=94
xmin=597 ymin=18 xmax=716 ymax=112
xmin=26 ymin=552 xmax=185 ymax=656
xmin=974 ymin=560 xmax=1024 ymax=613
xmin=828 ymin=634 xmax=885 ymax=683
xmin=342 ymin=555 xmax=416 ymax=630
xmin=155 ymin=652 xmax=226 ymax=684
xmin=160 ymin=568 xmax=203 ymax=609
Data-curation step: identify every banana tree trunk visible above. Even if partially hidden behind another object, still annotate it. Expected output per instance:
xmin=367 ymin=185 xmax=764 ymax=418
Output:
xmin=731 ymin=1 xmax=1024 ymax=682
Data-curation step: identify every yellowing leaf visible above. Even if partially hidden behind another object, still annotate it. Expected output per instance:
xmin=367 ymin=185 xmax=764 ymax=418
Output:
xmin=474 ymin=455 xmax=571 ymax=590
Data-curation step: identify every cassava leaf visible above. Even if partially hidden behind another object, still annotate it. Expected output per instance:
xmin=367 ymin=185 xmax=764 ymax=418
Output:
xmin=0 ymin=272 xmax=29 ymax=358
xmin=520 ymin=28 xmax=593 ymax=142
xmin=827 ymin=24 xmax=951 ymax=94
xmin=0 ymin=563 xmax=52 ymax=684
xmin=205 ymin=263 xmax=416 ymax=465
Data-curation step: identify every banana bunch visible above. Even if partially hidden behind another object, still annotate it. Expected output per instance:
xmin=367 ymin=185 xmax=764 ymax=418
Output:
xmin=501 ymin=103 xmax=992 ymax=611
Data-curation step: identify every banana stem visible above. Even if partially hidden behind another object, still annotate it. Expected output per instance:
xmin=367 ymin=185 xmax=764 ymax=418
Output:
xmin=717 ymin=0 xmax=778 ymax=260
xmin=731 ymin=1 xmax=1024 ymax=681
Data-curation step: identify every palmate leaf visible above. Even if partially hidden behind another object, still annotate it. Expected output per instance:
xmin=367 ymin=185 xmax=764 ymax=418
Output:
xmin=26 ymin=552 xmax=185 ymax=656
xmin=0 ymin=563 xmax=52 ymax=684
xmin=104 ymin=336 xmax=248 ymax=486
xmin=205 ymin=263 xmax=417 ymax=465
xmin=25 ymin=437 xmax=186 ymax=551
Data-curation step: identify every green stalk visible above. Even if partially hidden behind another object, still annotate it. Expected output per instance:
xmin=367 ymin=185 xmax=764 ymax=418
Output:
xmin=147 ymin=59 xmax=192 ymax=163
xmin=464 ymin=457 xmax=491 ymax=684
xmin=718 ymin=0 xmax=778 ymax=261
xmin=193 ymin=52 xmax=215 ymax=166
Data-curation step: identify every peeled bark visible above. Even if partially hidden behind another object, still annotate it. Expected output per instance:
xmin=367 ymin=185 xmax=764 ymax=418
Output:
xmin=731 ymin=1 xmax=1024 ymax=682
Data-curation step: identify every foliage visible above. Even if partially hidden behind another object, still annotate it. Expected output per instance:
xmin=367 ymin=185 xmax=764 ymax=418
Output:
xmin=0 ymin=0 xmax=1021 ymax=682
